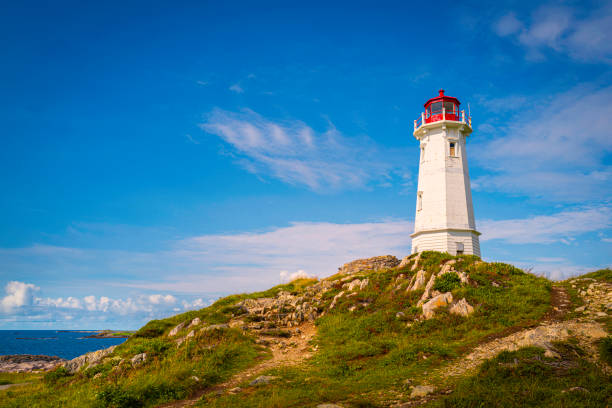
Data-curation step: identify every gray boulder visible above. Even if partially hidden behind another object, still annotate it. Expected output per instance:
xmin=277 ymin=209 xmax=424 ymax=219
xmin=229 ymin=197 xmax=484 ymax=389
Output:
xmin=411 ymin=385 xmax=435 ymax=398
xmin=130 ymin=353 xmax=147 ymax=367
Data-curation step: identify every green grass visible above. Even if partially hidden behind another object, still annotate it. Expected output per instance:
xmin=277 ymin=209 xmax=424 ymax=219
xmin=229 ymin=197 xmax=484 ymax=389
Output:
xmin=578 ymin=268 xmax=612 ymax=283
xmin=425 ymin=343 xmax=611 ymax=408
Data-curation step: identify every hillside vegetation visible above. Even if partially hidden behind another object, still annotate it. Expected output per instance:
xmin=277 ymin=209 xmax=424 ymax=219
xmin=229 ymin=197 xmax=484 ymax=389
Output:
xmin=1 ymin=253 xmax=610 ymax=408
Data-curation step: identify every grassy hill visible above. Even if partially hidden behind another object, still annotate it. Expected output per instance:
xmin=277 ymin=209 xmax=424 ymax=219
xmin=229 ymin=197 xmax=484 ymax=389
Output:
xmin=1 ymin=252 xmax=610 ymax=408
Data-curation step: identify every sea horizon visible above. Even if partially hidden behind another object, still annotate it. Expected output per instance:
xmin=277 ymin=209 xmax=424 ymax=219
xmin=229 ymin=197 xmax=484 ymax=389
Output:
xmin=0 ymin=330 xmax=127 ymax=360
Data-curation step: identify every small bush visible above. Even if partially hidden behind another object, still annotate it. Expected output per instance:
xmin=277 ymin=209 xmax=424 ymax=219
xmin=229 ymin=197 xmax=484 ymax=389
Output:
xmin=133 ymin=319 xmax=173 ymax=338
xmin=433 ymin=272 xmax=461 ymax=292
xmin=43 ymin=366 xmax=70 ymax=383
xmin=580 ymin=268 xmax=612 ymax=283
xmin=96 ymin=386 xmax=143 ymax=408
xmin=600 ymin=336 xmax=612 ymax=365
xmin=259 ymin=329 xmax=291 ymax=338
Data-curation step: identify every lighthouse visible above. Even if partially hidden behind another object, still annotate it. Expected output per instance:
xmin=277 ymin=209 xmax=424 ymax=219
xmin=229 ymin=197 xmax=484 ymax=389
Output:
xmin=411 ymin=90 xmax=481 ymax=257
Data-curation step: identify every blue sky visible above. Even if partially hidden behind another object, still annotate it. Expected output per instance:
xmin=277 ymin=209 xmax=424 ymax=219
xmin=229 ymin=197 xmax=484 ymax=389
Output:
xmin=1 ymin=0 xmax=610 ymax=329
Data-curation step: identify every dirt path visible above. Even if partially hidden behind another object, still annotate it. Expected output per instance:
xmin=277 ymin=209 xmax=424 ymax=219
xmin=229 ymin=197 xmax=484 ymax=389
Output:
xmin=434 ymin=283 xmax=609 ymax=380
xmin=158 ymin=322 xmax=317 ymax=408
xmin=0 ymin=382 xmax=32 ymax=391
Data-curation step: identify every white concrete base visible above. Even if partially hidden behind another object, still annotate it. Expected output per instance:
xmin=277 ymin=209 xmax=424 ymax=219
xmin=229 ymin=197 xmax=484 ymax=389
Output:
xmin=411 ymin=229 xmax=480 ymax=257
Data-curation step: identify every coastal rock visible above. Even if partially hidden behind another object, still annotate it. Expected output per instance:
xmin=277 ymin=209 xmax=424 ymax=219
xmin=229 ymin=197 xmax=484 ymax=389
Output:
xmin=411 ymin=385 xmax=435 ymax=398
xmin=407 ymin=270 xmax=427 ymax=292
xmin=188 ymin=317 xmax=201 ymax=328
xmin=329 ymin=291 xmax=345 ymax=309
xmin=63 ymin=345 xmax=117 ymax=374
xmin=249 ymin=375 xmax=278 ymax=386
xmin=317 ymin=404 xmax=344 ymax=408
xmin=338 ymin=255 xmax=400 ymax=275
xmin=343 ymin=278 xmax=370 ymax=292
xmin=0 ymin=355 xmax=66 ymax=373
xmin=449 ymin=298 xmax=474 ymax=317
xmin=422 ymin=293 xmax=453 ymax=319
xmin=201 ymin=323 xmax=229 ymax=332
xmin=130 ymin=353 xmax=146 ymax=367
xmin=417 ymin=272 xmax=439 ymax=306
xmin=168 ymin=322 xmax=187 ymax=337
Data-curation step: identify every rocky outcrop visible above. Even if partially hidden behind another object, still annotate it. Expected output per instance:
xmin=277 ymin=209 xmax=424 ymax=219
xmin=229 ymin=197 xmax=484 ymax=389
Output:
xmin=410 ymin=384 xmax=435 ymax=398
xmin=130 ymin=353 xmax=147 ymax=367
xmin=249 ymin=375 xmax=278 ymax=386
xmin=63 ymin=345 xmax=117 ymax=374
xmin=422 ymin=293 xmax=453 ymax=319
xmin=168 ymin=321 xmax=187 ymax=337
xmin=342 ymin=278 xmax=369 ymax=291
xmin=0 ymin=355 xmax=66 ymax=373
xmin=338 ymin=255 xmax=400 ymax=275
xmin=449 ymin=298 xmax=474 ymax=317
xmin=407 ymin=270 xmax=428 ymax=292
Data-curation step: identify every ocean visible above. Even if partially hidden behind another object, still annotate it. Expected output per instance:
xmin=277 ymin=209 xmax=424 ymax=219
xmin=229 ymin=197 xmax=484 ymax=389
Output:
xmin=0 ymin=330 xmax=127 ymax=360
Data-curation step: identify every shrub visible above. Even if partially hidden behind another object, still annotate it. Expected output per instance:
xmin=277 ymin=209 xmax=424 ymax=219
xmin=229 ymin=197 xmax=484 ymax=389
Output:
xmin=433 ymin=272 xmax=461 ymax=292
xmin=96 ymin=386 xmax=143 ymax=408
xmin=488 ymin=262 xmax=524 ymax=276
xmin=43 ymin=366 xmax=70 ymax=383
xmin=133 ymin=319 xmax=173 ymax=338
xmin=600 ymin=336 xmax=612 ymax=365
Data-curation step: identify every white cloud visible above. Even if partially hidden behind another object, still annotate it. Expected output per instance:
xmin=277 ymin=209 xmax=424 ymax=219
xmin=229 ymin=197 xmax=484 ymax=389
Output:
xmin=473 ymin=84 xmax=612 ymax=201
xmin=480 ymin=206 xmax=612 ymax=244
xmin=0 ymin=283 xmax=183 ymax=319
xmin=279 ymin=269 xmax=315 ymax=283
xmin=494 ymin=3 xmax=612 ymax=63
xmin=200 ymin=108 xmax=405 ymax=191
xmin=229 ymin=83 xmax=244 ymax=94
xmin=0 ymin=281 xmax=39 ymax=312
xmin=494 ymin=12 xmax=523 ymax=36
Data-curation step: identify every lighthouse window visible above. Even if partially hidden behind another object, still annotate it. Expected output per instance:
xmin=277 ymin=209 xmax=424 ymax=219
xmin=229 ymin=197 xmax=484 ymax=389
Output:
xmin=420 ymin=146 xmax=425 ymax=162
xmin=449 ymin=142 xmax=456 ymax=156
xmin=430 ymin=102 xmax=442 ymax=114
xmin=417 ymin=191 xmax=423 ymax=211
xmin=444 ymin=101 xmax=455 ymax=113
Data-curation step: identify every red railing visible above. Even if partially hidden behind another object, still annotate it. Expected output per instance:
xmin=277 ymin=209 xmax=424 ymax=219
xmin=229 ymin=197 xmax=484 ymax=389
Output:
xmin=414 ymin=109 xmax=470 ymax=131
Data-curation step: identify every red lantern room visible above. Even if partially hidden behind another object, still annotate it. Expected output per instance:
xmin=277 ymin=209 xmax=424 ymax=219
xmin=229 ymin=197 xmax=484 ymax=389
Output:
xmin=414 ymin=89 xmax=470 ymax=131
xmin=425 ymin=89 xmax=460 ymax=123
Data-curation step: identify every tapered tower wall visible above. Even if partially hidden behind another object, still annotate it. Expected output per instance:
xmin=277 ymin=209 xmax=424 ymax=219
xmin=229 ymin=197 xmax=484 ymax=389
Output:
xmin=411 ymin=110 xmax=480 ymax=256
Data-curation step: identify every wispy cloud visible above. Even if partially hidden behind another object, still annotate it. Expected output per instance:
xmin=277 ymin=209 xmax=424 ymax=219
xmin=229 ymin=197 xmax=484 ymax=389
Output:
xmin=229 ymin=83 xmax=244 ymax=94
xmin=480 ymin=206 xmax=612 ymax=244
xmin=185 ymin=134 xmax=200 ymax=144
xmin=473 ymin=84 xmax=612 ymax=201
xmin=200 ymin=108 xmax=405 ymax=191
xmin=493 ymin=3 xmax=612 ymax=63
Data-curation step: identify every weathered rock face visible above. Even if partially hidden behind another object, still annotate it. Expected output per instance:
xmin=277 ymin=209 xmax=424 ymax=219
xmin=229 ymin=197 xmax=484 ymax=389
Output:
xmin=449 ymin=298 xmax=474 ymax=317
xmin=342 ymin=278 xmax=369 ymax=292
xmin=422 ymin=293 xmax=453 ymax=319
xmin=169 ymin=321 xmax=187 ymax=337
xmin=63 ymin=345 xmax=117 ymax=374
xmin=0 ymin=355 xmax=66 ymax=373
xmin=249 ymin=375 xmax=278 ymax=386
xmin=410 ymin=384 xmax=435 ymax=398
xmin=407 ymin=270 xmax=427 ymax=292
xmin=338 ymin=255 xmax=400 ymax=275
xmin=130 ymin=353 xmax=147 ymax=367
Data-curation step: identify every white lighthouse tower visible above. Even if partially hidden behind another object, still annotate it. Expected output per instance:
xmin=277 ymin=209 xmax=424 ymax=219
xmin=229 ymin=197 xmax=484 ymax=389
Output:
xmin=411 ymin=90 xmax=481 ymax=257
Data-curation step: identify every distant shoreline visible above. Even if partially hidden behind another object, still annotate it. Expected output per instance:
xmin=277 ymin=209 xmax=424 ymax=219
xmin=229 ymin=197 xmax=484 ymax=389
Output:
xmin=83 ymin=330 xmax=134 ymax=339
